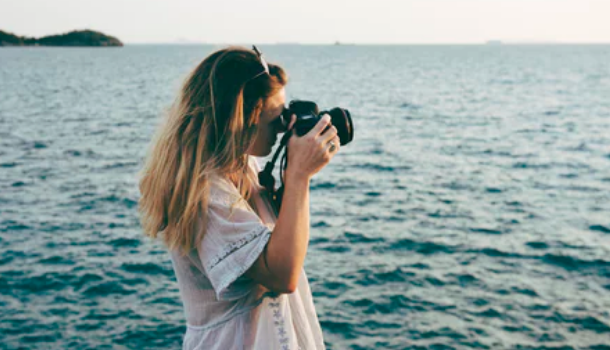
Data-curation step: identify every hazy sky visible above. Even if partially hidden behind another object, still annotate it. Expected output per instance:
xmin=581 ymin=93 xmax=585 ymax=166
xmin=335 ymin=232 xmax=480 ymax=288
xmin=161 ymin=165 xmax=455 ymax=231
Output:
xmin=1 ymin=0 xmax=608 ymax=44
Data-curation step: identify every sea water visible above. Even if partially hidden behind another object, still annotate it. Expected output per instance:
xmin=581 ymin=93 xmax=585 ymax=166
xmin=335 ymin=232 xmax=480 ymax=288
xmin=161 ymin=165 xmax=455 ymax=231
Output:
xmin=1 ymin=44 xmax=609 ymax=349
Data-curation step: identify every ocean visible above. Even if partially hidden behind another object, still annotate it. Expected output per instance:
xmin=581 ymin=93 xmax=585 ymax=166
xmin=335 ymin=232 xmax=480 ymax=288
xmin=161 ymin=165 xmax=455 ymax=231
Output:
xmin=1 ymin=44 xmax=609 ymax=349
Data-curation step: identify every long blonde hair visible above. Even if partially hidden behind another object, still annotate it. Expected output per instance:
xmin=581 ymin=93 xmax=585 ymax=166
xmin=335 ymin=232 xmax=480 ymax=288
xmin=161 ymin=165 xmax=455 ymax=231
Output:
xmin=138 ymin=46 xmax=287 ymax=256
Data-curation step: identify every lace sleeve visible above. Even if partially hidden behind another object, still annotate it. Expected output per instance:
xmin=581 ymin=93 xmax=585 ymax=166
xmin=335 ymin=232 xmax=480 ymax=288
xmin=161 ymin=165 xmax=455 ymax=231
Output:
xmin=198 ymin=178 xmax=272 ymax=301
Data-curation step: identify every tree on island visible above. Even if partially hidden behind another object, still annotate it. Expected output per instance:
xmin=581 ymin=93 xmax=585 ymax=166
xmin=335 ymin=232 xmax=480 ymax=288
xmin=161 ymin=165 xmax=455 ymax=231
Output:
xmin=0 ymin=29 xmax=123 ymax=47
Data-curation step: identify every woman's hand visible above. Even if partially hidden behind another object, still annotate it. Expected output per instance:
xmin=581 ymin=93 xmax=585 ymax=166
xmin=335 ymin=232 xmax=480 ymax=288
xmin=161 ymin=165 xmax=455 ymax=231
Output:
xmin=284 ymin=114 xmax=340 ymax=182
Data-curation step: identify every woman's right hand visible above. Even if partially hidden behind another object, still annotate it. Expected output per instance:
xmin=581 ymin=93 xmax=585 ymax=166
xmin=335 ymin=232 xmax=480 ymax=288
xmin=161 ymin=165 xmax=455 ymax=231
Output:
xmin=285 ymin=114 xmax=340 ymax=182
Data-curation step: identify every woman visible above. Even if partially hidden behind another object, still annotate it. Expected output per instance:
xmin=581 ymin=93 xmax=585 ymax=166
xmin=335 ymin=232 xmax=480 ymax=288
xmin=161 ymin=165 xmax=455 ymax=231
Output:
xmin=138 ymin=46 xmax=340 ymax=350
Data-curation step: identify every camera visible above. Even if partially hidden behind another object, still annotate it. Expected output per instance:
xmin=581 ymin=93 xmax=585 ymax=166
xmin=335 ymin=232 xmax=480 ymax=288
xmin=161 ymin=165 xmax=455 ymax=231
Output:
xmin=259 ymin=100 xmax=354 ymax=213
xmin=279 ymin=100 xmax=354 ymax=146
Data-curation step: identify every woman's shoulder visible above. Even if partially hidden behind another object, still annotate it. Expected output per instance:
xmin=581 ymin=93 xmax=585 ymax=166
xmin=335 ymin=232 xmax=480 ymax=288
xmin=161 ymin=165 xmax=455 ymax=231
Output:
xmin=207 ymin=156 xmax=261 ymax=207
xmin=208 ymin=174 xmax=240 ymax=206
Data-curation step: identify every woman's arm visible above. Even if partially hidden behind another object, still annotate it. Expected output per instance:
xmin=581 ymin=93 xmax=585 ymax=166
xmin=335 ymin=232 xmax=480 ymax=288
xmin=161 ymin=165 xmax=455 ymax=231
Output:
xmin=244 ymin=172 xmax=310 ymax=293
xmin=244 ymin=114 xmax=340 ymax=293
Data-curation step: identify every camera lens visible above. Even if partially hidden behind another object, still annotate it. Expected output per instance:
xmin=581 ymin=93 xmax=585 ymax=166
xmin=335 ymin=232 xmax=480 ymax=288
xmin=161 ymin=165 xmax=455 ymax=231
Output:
xmin=328 ymin=108 xmax=354 ymax=146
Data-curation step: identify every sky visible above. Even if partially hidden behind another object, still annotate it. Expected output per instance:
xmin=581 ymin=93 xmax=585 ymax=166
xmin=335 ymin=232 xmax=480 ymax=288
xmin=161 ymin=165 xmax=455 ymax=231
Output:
xmin=1 ymin=0 xmax=609 ymax=44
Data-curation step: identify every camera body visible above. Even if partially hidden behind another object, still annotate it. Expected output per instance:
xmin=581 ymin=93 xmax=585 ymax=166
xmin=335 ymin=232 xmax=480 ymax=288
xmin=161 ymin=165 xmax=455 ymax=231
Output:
xmin=280 ymin=100 xmax=354 ymax=146
xmin=259 ymin=99 xmax=354 ymax=213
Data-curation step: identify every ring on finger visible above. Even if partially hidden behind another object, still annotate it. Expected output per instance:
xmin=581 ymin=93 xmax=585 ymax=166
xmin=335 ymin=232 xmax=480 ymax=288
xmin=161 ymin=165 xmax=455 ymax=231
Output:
xmin=328 ymin=140 xmax=337 ymax=153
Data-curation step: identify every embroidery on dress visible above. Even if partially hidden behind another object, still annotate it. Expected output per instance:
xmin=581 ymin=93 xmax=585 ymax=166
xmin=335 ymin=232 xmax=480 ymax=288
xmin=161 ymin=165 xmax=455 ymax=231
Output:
xmin=206 ymin=225 xmax=268 ymax=271
xmin=269 ymin=295 xmax=297 ymax=350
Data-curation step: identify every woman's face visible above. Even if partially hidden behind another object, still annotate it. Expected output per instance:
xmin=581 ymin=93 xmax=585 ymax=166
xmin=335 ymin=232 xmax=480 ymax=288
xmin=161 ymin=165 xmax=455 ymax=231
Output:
xmin=247 ymin=87 xmax=286 ymax=157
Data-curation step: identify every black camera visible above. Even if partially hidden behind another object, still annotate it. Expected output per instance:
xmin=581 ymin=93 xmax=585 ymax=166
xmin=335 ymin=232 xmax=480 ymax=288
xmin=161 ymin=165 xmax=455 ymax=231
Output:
xmin=279 ymin=100 xmax=354 ymax=146
xmin=258 ymin=100 xmax=355 ymax=213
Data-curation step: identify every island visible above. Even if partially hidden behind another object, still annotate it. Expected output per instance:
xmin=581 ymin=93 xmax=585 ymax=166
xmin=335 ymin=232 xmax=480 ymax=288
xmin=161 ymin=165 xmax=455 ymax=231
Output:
xmin=0 ymin=29 xmax=123 ymax=47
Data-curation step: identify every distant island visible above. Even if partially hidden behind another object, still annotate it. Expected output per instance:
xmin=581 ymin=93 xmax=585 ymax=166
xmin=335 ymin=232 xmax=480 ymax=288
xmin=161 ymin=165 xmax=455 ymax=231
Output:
xmin=0 ymin=29 xmax=123 ymax=47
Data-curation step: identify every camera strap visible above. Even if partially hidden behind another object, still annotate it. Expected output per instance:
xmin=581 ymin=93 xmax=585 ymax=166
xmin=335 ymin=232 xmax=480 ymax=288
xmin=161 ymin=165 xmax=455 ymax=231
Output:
xmin=258 ymin=131 xmax=293 ymax=210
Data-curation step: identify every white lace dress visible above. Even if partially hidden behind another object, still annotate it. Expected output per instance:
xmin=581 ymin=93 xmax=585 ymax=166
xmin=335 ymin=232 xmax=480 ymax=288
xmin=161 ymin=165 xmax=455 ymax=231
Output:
xmin=169 ymin=156 xmax=326 ymax=350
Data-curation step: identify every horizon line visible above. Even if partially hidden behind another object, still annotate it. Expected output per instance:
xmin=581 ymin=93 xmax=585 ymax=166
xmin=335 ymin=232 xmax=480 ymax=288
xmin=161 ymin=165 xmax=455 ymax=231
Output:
xmin=123 ymin=41 xmax=610 ymax=46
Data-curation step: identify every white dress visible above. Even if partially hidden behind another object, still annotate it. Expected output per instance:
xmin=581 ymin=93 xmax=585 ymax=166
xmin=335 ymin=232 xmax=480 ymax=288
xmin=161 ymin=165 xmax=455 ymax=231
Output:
xmin=169 ymin=156 xmax=326 ymax=350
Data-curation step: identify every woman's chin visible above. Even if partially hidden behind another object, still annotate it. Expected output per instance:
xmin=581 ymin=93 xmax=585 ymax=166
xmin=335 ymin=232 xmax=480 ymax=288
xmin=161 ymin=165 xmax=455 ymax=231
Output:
xmin=248 ymin=148 xmax=271 ymax=158
xmin=248 ymin=140 xmax=276 ymax=157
